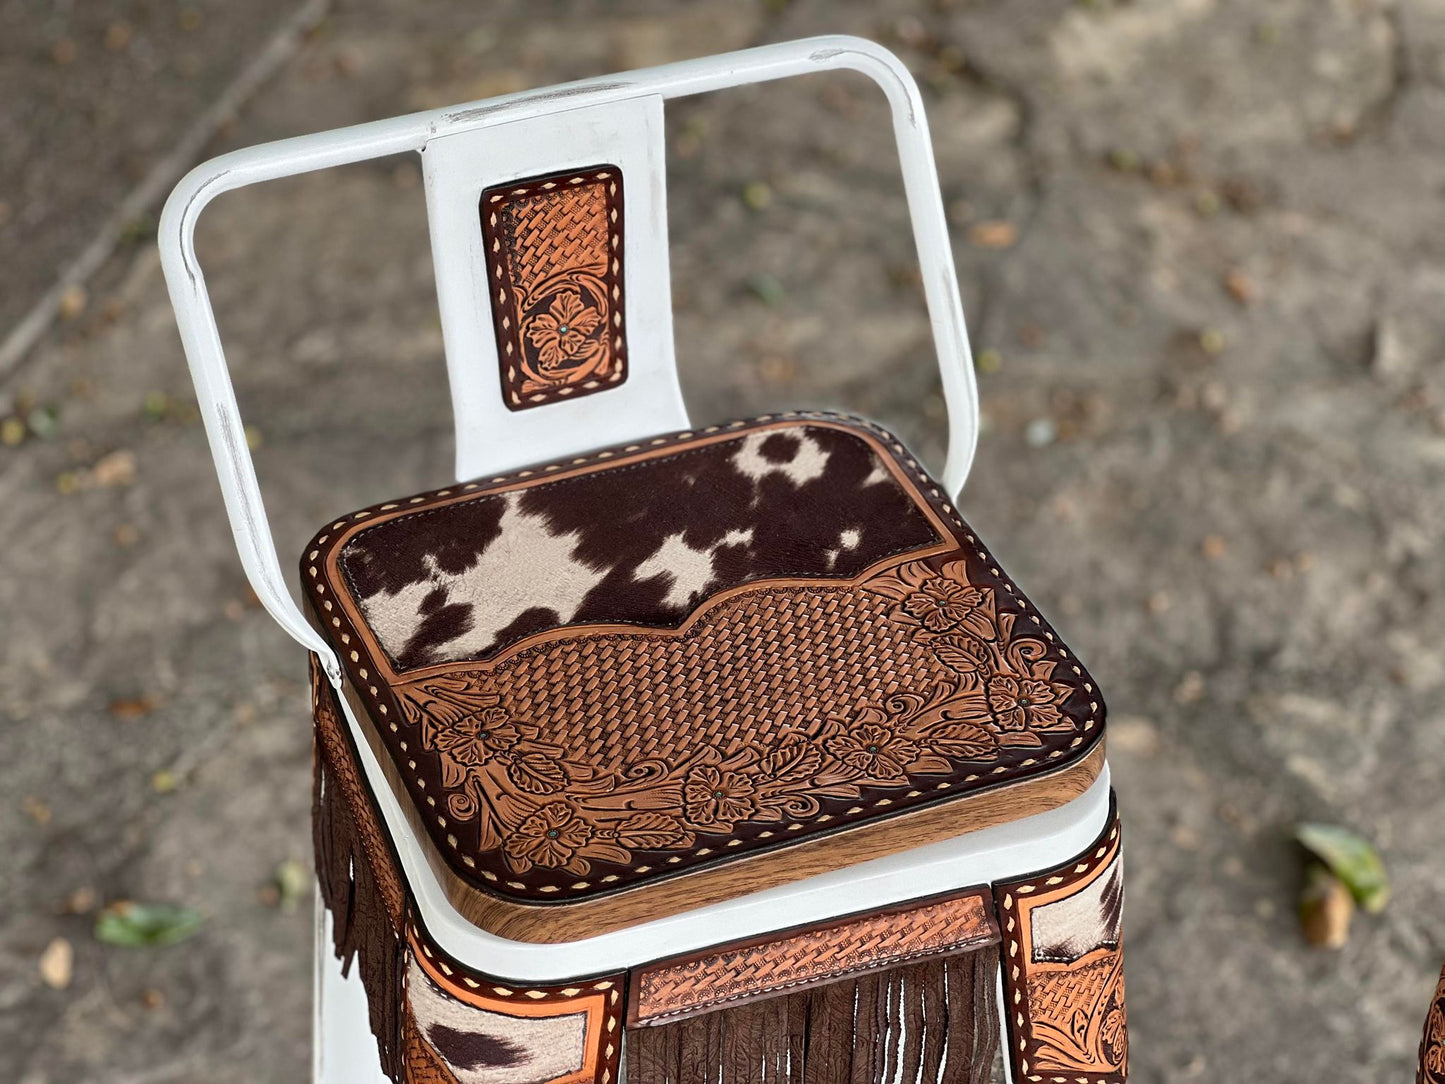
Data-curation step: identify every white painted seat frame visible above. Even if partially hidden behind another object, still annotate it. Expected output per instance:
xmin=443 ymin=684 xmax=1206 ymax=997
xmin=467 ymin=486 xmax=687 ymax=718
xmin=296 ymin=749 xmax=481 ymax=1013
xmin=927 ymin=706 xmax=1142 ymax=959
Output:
xmin=158 ymin=35 xmax=1110 ymax=1084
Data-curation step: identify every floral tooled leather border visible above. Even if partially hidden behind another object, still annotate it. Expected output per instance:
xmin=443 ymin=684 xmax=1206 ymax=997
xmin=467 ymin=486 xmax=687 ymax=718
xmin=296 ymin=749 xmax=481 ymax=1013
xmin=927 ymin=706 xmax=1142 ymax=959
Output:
xmin=392 ymin=558 xmax=1091 ymax=894
xmin=995 ymin=795 xmax=1127 ymax=1084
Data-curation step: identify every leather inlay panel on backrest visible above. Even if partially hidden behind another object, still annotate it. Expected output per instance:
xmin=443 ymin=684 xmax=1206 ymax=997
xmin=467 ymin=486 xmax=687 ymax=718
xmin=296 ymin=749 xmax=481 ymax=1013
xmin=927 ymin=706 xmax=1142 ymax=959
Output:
xmin=481 ymin=165 xmax=627 ymax=410
xmin=339 ymin=422 xmax=944 ymax=671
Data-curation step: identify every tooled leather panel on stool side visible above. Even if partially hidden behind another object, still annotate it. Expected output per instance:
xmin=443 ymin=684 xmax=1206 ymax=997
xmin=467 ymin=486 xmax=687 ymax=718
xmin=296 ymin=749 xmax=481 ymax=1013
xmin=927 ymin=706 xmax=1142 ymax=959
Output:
xmin=629 ymin=886 xmax=999 ymax=1027
xmin=481 ymin=165 xmax=627 ymax=410
xmin=302 ymin=413 xmax=1108 ymax=908
xmin=995 ymin=795 xmax=1127 ymax=1084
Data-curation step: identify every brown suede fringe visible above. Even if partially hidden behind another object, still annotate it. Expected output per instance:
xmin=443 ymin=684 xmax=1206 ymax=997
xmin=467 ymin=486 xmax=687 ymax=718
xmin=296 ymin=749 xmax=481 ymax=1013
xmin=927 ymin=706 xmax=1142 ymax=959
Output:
xmin=312 ymin=655 xmax=410 ymax=1081
xmin=626 ymin=952 xmax=999 ymax=1084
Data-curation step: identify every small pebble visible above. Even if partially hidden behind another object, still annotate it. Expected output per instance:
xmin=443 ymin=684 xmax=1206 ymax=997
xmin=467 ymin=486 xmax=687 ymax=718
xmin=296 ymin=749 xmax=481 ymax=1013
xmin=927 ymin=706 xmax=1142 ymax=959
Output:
xmin=969 ymin=220 xmax=1017 ymax=249
xmin=1174 ymin=670 xmax=1205 ymax=704
xmin=108 ymin=696 xmax=158 ymax=720
xmin=1300 ymin=868 xmax=1353 ymax=949
xmin=58 ymin=284 xmax=88 ymax=321
xmin=104 ymin=23 xmax=133 ymax=52
xmin=1223 ymin=269 xmax=1255 ymax=305
xmin=1024 ymin=417 xmax=1056 ymax=447
xmin=1108 ymin=715 xmax=1159 ymax=756
xmin=1200 ymin=535 xmax=1228 ymax=560
xmin=62 ymin=886 xmax=98 ymax=915
xmin=38 ymin=938 xmax=74 ymax=990
xmin=91 ymin=450 xmax=136 ymax=487
xmin=1107 ymin=147 xmax=1140 ymax=173
xmin=23 ymin=796 xmax=53 ymax=825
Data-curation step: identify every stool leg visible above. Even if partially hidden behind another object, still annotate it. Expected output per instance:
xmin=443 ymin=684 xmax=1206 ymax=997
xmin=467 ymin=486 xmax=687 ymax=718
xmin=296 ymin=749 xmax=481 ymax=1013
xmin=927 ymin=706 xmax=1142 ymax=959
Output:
xmin=314 ymin=890 xmax=390 ymax=1084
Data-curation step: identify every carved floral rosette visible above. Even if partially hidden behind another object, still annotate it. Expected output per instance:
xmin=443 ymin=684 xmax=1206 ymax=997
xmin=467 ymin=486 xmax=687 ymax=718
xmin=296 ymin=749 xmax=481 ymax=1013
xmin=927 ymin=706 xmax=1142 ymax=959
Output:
xmin=480 ymin=166 xmax=627 ymax=409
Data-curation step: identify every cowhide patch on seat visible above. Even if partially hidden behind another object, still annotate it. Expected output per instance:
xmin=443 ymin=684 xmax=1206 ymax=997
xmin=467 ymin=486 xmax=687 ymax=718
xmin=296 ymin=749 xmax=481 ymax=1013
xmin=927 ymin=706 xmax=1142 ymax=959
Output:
xmin=339 ymin=423 xmax=943 ymax=671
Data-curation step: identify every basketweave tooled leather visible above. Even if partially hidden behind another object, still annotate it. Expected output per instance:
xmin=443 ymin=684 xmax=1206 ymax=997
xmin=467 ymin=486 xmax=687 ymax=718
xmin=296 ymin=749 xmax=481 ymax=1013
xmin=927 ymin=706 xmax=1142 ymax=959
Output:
xmin=301 ymin=412 xmax=1107 ymax=905
xmin=481 ymin=166 xmax=627 ymax=410
xmin=629 ymin=886 xmax=1000 ymax=1026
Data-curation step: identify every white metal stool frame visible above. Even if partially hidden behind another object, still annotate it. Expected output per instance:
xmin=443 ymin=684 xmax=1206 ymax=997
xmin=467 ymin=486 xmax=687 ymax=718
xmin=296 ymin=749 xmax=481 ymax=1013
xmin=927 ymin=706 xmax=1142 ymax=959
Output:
xmin=159 ymin=34 xmax=1109 ymax=1083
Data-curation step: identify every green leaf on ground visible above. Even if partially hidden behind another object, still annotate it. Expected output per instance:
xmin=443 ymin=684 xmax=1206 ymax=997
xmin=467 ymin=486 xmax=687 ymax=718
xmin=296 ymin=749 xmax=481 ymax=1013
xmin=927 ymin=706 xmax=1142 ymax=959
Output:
xmin=1296 ymin=822 xmax=1390 ymax=914
xmin=274 ymin=859 xmax=309 ymax=912
xmin=94 ymin=902 xmax=203 ymax=947
xmin=745 ymin=273 xmax=786 ymax=308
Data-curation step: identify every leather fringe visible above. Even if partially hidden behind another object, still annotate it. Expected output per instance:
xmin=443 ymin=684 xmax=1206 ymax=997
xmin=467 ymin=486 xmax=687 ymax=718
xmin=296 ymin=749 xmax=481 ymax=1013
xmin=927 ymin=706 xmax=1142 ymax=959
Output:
xmin=311 ymin=664 xmax=408 ymax=1083
xmin=626 ymin=952 xmax=999 ymax=1084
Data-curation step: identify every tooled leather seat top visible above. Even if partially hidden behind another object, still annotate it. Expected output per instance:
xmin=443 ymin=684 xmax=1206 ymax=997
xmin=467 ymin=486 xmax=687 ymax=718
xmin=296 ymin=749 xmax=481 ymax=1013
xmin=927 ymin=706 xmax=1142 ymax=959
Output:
xmin=303 ymin=413 xmax=1105 ymax=905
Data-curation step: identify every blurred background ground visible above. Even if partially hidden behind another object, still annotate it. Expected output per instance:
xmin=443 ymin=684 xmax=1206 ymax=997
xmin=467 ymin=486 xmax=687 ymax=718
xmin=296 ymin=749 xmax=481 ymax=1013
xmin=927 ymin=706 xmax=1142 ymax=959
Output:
xmin=2 ymin=1 xmax=1444 ymax=1080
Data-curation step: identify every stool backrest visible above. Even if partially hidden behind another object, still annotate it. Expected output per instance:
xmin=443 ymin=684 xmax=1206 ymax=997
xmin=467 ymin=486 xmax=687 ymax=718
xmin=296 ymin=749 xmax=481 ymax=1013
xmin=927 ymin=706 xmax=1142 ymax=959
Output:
xmin=159 ymin=35 xmax=981 ymax=684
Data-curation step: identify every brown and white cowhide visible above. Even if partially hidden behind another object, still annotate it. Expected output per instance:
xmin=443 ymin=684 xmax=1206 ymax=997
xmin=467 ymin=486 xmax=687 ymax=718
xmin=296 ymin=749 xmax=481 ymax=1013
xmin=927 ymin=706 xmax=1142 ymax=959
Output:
xmin=339 ymin=424 xmax=942 ymax=671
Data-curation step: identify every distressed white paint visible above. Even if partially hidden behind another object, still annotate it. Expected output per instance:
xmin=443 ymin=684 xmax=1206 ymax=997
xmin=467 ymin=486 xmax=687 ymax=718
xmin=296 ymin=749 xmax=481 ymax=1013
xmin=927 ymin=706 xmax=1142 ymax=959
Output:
xmin=423 ymin=96 xmax=689 ymax=481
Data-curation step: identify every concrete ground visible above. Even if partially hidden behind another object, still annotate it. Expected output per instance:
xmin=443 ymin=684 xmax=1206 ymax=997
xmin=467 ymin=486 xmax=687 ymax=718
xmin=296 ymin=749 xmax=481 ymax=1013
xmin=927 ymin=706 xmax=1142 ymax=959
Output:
xmin=2 ymin=1 xmax=1444 ymax=1080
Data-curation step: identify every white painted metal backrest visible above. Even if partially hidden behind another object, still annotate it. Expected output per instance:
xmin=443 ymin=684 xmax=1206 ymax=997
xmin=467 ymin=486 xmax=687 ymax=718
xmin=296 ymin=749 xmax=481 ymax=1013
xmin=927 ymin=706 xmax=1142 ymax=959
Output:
xmin=159 ymin=35 xmax=981 ymax=685
xmin=425 ymin=96 xmax=686 ymax=477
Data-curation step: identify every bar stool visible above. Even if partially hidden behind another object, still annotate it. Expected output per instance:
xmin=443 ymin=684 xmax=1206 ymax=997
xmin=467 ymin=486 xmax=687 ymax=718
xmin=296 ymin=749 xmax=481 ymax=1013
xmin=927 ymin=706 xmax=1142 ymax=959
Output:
xmin=160 ymin=35 xmax=1127 ymax=1084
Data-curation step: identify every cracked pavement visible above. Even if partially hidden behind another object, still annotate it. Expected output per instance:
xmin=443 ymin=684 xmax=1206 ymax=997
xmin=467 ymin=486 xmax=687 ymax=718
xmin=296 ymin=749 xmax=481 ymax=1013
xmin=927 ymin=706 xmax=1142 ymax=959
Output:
xmin=2 ymin=1 xmax=1443 ymax=1080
